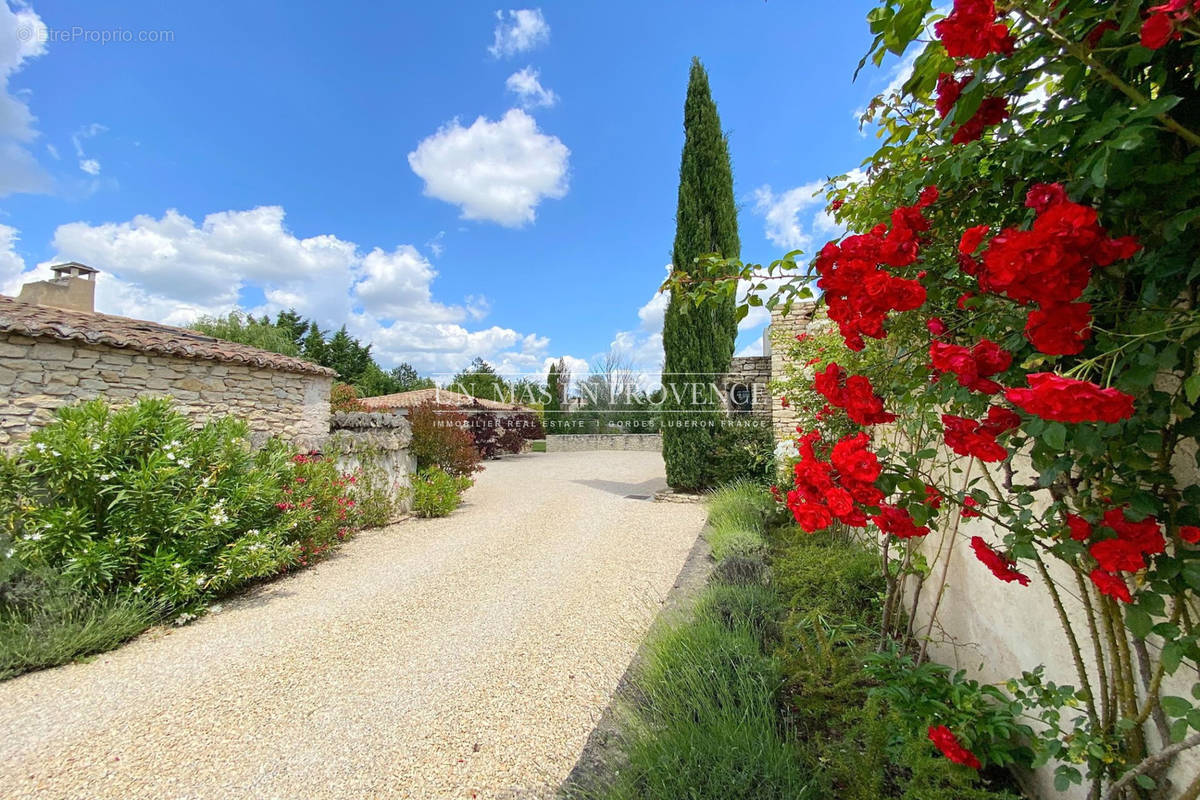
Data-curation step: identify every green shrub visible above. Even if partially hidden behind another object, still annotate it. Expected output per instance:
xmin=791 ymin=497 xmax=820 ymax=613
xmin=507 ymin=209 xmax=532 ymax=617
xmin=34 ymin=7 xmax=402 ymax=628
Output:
xmin=772 ymin=529 xmax=883 ymax=624
xmin=700 ymin=421 xmax=775 ymax=487
xmin=410 ymin=466 xmax=472 ymax=518
xmin=5 ymin=398 xmax=361 ymax=609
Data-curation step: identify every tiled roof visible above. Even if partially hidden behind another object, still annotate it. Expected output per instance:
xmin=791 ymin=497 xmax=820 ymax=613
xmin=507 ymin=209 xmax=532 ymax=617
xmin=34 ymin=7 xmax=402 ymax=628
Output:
xmin=0 ymin=295 xmax=336 ymax=377
xmin=359 ymin=387 xmax=534 ymax=412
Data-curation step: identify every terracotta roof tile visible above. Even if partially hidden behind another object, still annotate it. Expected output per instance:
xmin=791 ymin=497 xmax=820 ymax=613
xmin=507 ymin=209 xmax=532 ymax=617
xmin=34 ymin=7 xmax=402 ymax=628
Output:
xmin=0 ymin=295 xmax=335 ymax=377
xmin=359 ymin=387 xmax=533 ymax=412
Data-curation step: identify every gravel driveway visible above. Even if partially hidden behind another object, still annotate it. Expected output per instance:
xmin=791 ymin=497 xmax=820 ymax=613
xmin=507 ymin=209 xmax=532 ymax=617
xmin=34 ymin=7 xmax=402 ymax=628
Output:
xmin=0 ymin=450 xmax=706 ymax=800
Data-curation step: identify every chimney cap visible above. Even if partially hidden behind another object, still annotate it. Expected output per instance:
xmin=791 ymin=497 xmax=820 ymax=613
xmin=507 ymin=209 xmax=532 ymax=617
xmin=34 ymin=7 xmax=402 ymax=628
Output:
xmin=50 ymin=262 xmax=99 ymax=279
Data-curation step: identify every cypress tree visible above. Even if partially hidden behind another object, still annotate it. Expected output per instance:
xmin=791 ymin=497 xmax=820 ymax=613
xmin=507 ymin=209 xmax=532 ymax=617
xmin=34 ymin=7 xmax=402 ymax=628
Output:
xmin=545 ymin=359 xmax=564 ymax=434
xmin=662 ymin=57 xmax=741 ymax=490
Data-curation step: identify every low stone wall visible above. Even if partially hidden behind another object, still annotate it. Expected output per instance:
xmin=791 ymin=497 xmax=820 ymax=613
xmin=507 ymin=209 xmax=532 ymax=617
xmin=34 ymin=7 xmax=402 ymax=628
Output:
xmin=0 ymin=333 xmax=331 ymax=450
xmin=545 ymin=434 xmax=662 ymax=452
xmin=324 ymin=411 xmax=415 ymax=518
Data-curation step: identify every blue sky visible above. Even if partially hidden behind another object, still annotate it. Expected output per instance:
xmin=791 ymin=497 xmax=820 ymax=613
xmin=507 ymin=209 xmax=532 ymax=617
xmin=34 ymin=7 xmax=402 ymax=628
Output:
xmin=0 ymin=0 xmax=899 ymax=379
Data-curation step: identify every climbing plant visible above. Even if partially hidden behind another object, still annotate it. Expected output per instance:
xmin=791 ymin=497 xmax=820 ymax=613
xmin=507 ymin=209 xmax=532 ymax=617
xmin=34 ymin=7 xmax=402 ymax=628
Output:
xmin=672 ymin=1 xmax=1200 ymax=797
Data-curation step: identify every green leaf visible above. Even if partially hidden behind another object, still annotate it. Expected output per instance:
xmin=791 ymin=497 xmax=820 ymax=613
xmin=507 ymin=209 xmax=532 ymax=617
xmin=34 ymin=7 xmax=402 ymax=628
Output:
xmin=1161 ymin=696 xmax=1192 ymax=717
xmin=1124 ymin=606 xmax=1153 ymax=639
xmin=1042 ymin=422 xmax=1067 ymax=450
xmin=1185 ymin=375 xmax=1200 ymax=404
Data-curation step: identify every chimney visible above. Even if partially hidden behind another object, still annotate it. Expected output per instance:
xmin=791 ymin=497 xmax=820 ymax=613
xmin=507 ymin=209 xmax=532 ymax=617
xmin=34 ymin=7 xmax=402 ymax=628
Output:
xmin=17 ymin=262 xmax=98 ymax=313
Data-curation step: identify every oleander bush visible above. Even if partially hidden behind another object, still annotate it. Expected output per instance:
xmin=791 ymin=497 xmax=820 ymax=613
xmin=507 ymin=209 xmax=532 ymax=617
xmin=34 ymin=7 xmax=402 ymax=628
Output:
xmin=3 ymin=398 xmax=362 ymax=609
xmin=0 ymin=397 xmax=372 ymax=677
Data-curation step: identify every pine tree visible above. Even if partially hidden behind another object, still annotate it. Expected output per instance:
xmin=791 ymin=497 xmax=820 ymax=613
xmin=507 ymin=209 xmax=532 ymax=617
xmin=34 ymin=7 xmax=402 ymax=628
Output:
xmin=662 ymin=57 xmax=741 ymax=490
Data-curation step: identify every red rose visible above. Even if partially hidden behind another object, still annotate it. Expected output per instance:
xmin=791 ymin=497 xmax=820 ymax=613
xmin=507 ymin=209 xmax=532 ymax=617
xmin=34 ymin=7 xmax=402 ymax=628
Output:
xmin=970 ymin=536 xmax=1031 ymax=585
xmin=1090 ymin=569 xmax=1132 ymax=603
xmin=927 ymin=317 xmax=948 ymax=336
xmin=791 ymin=502 xmax=833 ymax=533
xmin=958 ymin=225 xmax=990 ymax=255
xmin=1181 ymin=525 xmax=1200 ymax=544
xmin=873 ymin=504 xmax=931 ymax=539
xmin=1090 ymin=538 xmax=1147 ymax=573
xmin=962 ymin=497 xmax=983 ymax=517
xmin=951 ymin=96 xmax=1009 ymax=144
xmin=928 ymin=725 xmax=982 ymax=769
xmin=1025 ymin=302 xmax=1092 ymax=355
xmin=923 ymin=484 xmax=944 ymax=509
xmin=1025 ymin=183 xmax=1069 ymax=213
xmin=1066 ymin=514 xmax=1093 ymax=542
xmin=1005 ymin=373 xmax=1135 ymax=424
xmin=1140 ymin=12 xmax=1177 ymax=48
xmin=934 ymin=0 xmax=1014 ymax=58
xmin=936 ymin=73 xmax=972 ymax=119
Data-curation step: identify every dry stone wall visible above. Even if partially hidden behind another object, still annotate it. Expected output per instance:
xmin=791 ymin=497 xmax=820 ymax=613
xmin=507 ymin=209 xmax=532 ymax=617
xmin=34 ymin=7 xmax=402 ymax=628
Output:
xmin=767 ymin=301 xmax=819 ymax=441
xmin=719 ymin=356 xmax=772 ymax=417
xmin=325 ymin=411 xmax=415 ymax=517
xmin=545 ymin=434 xmax=662 ymax=452
xmin=0 ymin=333 xmax=332 ymax=450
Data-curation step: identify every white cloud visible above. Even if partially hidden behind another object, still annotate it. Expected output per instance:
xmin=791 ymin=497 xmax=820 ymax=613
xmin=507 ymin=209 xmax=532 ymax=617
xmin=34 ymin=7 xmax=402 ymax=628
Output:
xmin=353 ymin=245 xmax=465 ymax=323
xmin=0 ymin=223 xmax=25 ymax=288
xmin=0 ymin=206 xmax=562 ymax=375
xmin=488 ymin=9 xmax=549 ymax=58
xmin=0 ymin=1 xmax=50 ymax=196
xmin=45 ymin=142 xmax=58 ymax=159
xmin=408 ymin=108 xmax=569 ymax=227
xmin=71 ymin=122 xmax=106 ymax=177
xmin=753 ymin=180 xmax=826 ymax=252
xmin=505 ymin=66 xmax=558 ymax=109
xmin=425 ymin=230 xmax=445 ymax=257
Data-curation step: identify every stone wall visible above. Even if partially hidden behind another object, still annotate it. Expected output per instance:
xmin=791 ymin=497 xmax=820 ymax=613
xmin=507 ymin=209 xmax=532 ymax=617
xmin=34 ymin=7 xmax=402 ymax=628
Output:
xmin=0 ymin=333 xmax=332 ymax=450
xmin=545 ymin=434 xmax=662 ymax=452
xmin=767 ymin=300 xmax=819 ymax=441
xmin=325 ymin=411 xmax=415 ymax=518
xmin=718 ymin=356 xmax=772 ymax=417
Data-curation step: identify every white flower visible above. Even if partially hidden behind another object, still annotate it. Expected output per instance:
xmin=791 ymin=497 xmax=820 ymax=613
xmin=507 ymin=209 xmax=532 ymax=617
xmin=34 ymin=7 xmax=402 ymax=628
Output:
xmin=35 ymin=442 xmax=46 ymax=453
xmin=773 ymin=439 xmax=800 ymax=460
xmin=178 ymin=458 xmax=191 ymax=469
xmin=166 ymin=452 xmax=177 ymax=462
xmin=91 ymin=442 xmax=100 ymax=451
xmin=51 ymin=450 xmax=61 ymax=457
xmin=172 ymin=562 xmax=182 ymax=569
xmin=26 ymin=532 xmax=42 ymax=541
xmin=133 ymin=585 xmax=143 ymax=594
xmin=173 ymin=612 xmax=196 ymax=626
xmin=208 ymin=604 xmax=223 ymax=614
xmin=4 ymin=548 xmax=13 ymax=558
xmin=99 ymin=473 xmax=115 ymax=481
xmin=195 ymin=575 xmax=207 ymax=586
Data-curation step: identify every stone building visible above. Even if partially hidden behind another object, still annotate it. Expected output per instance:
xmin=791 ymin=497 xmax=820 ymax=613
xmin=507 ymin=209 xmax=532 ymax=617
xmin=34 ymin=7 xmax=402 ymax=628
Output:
xmin=0 ymin=264 xmax=335 ymax=450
